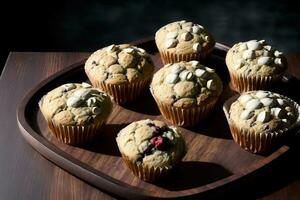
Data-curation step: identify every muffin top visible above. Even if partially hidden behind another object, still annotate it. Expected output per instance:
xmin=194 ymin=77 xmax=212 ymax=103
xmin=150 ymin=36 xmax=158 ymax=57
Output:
xmin=85 ymin=44 xmax=155 ymax=84
xmin=39 ymin=82 xmax=112 ymax=125
xmin=116 ymin=119 xmax=186 ymax=168
xmin=229 ymin=91 xmax=300 ymax=133
xmin=151 ymin=60 xmax=223 ymax=108
xmin=226 ymin=39 xmax=287 ymax=77
xmin=155 ymin=20 xmax=215 ymax=54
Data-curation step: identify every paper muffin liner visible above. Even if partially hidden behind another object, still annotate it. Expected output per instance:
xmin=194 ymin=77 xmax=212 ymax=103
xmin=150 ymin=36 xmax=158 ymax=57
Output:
xmin=46 ymin=119 xmax=105 ymax=145
xmin=159 ymin=46 xmax=214 ymax=65
xmin=226 ymin=96 xmax=300 ymax=154
xmin=86 ymin=72 xmax=151 ymax=105
xmin=121 ymin=154 xmax=172 ymax=182
xmin=228 ymin=70 xmax=281 ymax=93
xmin=151 ymin=90 xmax=217 ymax=127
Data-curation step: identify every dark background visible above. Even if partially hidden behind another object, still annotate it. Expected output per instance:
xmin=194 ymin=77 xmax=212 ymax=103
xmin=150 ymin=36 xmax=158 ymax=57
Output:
xmin=1 ymin=0 xmax=300 ymax=73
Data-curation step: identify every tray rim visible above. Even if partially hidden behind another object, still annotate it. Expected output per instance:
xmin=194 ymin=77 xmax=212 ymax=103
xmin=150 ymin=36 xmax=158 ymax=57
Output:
xmin=16 ymin=40 xmax=290 ymax=199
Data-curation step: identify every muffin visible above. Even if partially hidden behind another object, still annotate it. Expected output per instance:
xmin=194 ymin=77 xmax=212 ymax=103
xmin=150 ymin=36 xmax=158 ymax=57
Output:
xmin=227 ymin=90 xmax=300 ymax=154
xmin=39 ymin=82 xmax=112 ymax=145
xmin=226 ymin=39 xmax=287 ymax=93
xmin=116 ymin=119 xmax=186 ymax=182
xmin=85 ymin=44 xmax=155 ymax=104
xmin=150 ymin=60 xmax=223 ymax=126
xmin=155 ymin=20 xmax=215 ymax=64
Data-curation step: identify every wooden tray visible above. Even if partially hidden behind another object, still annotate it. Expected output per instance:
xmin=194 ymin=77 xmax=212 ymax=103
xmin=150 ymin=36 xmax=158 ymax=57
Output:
xmin=17 ymin=40 xmax=294 ymax=199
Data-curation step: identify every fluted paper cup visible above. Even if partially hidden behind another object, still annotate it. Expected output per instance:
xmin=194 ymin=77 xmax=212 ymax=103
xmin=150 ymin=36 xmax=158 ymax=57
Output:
xmin=121 ymin=154 xmax=172 ymax=182
xmin=46 ymin=119 xmax=105 ymax=145
xmin=228 ymin=70 xmax=282 ymax=93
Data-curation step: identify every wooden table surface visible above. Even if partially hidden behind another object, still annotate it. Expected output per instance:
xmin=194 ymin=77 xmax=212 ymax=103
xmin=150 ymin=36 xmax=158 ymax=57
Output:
xmin=1 ymin=52 xmax=300 ymax=200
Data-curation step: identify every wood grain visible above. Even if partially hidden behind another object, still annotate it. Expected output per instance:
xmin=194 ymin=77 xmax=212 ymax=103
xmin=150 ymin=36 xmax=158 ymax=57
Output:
xmin=16 ymin=41 xmax=300 ymax=199
xmin=1 ymin=48 xmax=300 ymax=199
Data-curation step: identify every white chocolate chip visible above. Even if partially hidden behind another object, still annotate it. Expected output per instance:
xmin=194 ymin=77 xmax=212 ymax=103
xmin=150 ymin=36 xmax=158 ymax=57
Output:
xmin=179 ymin=70 xmax=189 ymax=81
xmin=86 ymin=97 xmax=97 ymax=107
xmin=201 ymin=87 xmax=207 ymax=93
xmin=67 ymin=96 xmax=82 ymax=108
xmin=106 ymin=44 xmax=117 ymax=52
xmin=239 ymin=43 xmax=248 ymax=51
xmin=285 ymin=106 xmax=292 ymax=112
xmin=186 ymin=72 xmax=194 ymax=81
xmin=287 ymin=112 xmax=294 ymax=117
xmin=166 ymin=31 xmax=178 ymax=39
xmin=123 ymin=48 xmax=135 ymax=54
xmin=165 ymin=39 xmax=178 ymax=49
xmin=192 ymin=25 xmax=202 ymax=34
xmin=170 ymin=63 xmax=184 ymax=74
xmin=81 ymin=82 xmax=92 ymax=88
xmin=240 ymin=109 xmax=254 ymax=120
xmin=192 ymin=43 xmax=202 ymax=52
xmin=163 ymin=131 xmax=174 ymax=140
xmin=276 ymin=98 xmax=286 ymax=106
xmin=282 ymin=119 xmax=288 ymax=123
xmin=242 ymin=50 xmax=255 ymax=59
xmin=205 ymin=67 xmax=215 ymax=73
xmin=195 ymin=68 xmax=207 ymax=78
xmin=247 ymin=40 xmax=261 ymax=50
xmin=257 ymin=110 xmax=270 ymax=123
xmin=274 ymin=50 xmax=283 ymax=57
xmin=239 ymin=94 xmax=253 ymax=105
xmin=271 ymin=107 xmax=284 ymax=118
xmin=274 ymin=58 xmax=283 ymax=67
xmin=63 ymin=83 xmax=76 ymax=91
xmin=257 ymin=57 xmax=272 ymax=65
xmin=181 ymin=32 xmax=193 ymax=41
xmin=207 ymin=79 xmax=217 ymax=90
xmin=92 ymin=107 xmax=101 ymax=115
xmin=256 ymin=91 xmax=269 ymax=99
xmin=258 ymin=40 xmax=266 ymax=44
xmin=165 ymin=73 xmax=179 ymax=84
xmin=264 ymin=45 xmax=272 ymax=51
xmin=137 ymin=48 xmax=146 ymax=54
xmin=74 ymin=89 xmax=90 ymax=99
xmin=260 ymin=98 xmax=274 ymax=107
xmin=190 ymin=60 xmax=200 ymax=68
xmin=245 ymin=99 xmax=263 ymax=111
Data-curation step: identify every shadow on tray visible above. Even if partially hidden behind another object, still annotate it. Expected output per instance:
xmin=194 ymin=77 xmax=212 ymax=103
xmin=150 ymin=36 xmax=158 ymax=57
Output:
xmin=121 ymin=90 xmax=161 ymax=116
xmin=81 ymin=123 xmax=129 ymax=157
xmin=156 ymin=161 xmax=232 ymax=191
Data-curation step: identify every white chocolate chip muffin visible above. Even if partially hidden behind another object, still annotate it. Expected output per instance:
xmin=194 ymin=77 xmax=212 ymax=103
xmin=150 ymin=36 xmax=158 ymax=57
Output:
xmin=227 ymin=91 xmax=300 ymax=154
xmin=155 ymin=20 xmax=215 ymax=64
xmin=116 ymin=119 xmax=185 ymax=182
xmin=85 ymin=44 xmax=155 ymax=104
xmin=225 ymin=39 xmax=287 ymax=92
xmin=150 ymin=60 xmax=223 ymax=126
xmin=39 ymin=82 xmax=112 ymax=145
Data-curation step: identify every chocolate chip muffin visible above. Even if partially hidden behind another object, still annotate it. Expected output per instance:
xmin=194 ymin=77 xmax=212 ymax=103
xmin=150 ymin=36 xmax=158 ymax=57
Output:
xmin=226 ymin=39 xmax=287 ymax=92
xmin=85 ymin=44 xmax=155 ymax=104
xmin=39 ymin=82 xmax=112 ymax=145
xmin=150 ymin=60 xmax=223 ymax=126
xmin=116 ymin=119 xmax=186 ymax=182
xmin=227 ymin=91 xmax=300 ymax=154
xmin=155 ymin=20 xmax=215 ymax=64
